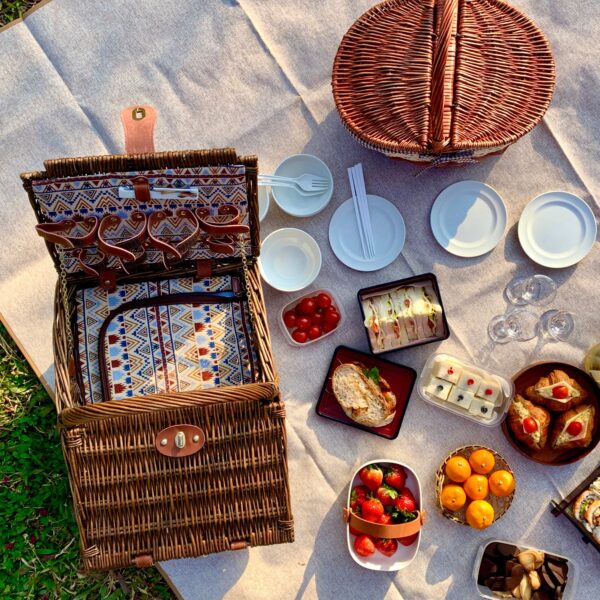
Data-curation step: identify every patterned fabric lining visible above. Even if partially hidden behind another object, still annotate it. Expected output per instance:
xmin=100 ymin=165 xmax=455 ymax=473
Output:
xmin=75 ymin=275 xmax=258 ymax=404
xmin=33 ymin=165 xmax=250 ymax=273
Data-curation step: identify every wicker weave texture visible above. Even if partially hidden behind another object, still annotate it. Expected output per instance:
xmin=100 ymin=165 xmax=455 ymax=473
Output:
xmin=332 ymin=0 xmax=555 ymax=159
xmin=24 ymin=148 xmax=293 ymax=570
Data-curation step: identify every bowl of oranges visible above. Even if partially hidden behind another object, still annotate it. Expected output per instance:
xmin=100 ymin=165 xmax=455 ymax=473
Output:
xmin=435 ymin=445 xmax=515 ymax=529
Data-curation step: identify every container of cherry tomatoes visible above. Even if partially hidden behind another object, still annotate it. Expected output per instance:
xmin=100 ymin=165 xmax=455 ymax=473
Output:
xmin=280 ymin=289 xmax=343 ymax=346
xmin=344 ymin=460 xmax=424 ymax=571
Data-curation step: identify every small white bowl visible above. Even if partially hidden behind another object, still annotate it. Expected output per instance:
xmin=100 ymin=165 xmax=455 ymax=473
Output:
xmin=258 ymin=228 xmax=322 ymax=292
xmin=271 ymin=154 xmax=333 ymax=217
xmin=258 ymin=186 xmax=270 ymax=222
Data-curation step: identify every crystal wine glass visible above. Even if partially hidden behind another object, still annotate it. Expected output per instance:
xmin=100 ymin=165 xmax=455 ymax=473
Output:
xmin=538 ymin=310 xmax=575 ymax=342
xmin=505 ymin=274 xmax=557 ymax=306
xmin=488 ymin=308 xmax=539 ymax=344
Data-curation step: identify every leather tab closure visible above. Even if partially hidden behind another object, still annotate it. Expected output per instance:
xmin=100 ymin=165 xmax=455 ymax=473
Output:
xmin=120 ymin=105 xmax=157 ymax=154
xmin=195 ymin=259 xmax=212 ymax=279
xmin=99 ymin=270 xmax=117 ymax=292
xmin=155 ymin=424 xmax=206 ymax=457
xmin=133 ymin=554 xmax=154 ymax=568
xmin=342 ymin=507 xmax=425 ymax=539
xmin=132 ymin=176 xmax=151 ymax=203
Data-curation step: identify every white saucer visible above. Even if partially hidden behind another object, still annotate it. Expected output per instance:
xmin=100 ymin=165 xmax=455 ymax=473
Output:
xmin=258 ymin=228 xmax=322 ymax=292
xmin=430 ymin=180 xmax=507 ymax=257
xmin=329 ymin=195 xmax=405 ymax=271
xmin=518 ymin=191 xmax=597 ymax=268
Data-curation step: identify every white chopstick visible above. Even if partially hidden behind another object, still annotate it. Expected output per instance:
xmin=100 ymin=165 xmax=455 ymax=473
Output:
xmin=348 ymin=167 xmax=369 ymax=259
xmin=350 ymin=164 xmax=375 ymax=259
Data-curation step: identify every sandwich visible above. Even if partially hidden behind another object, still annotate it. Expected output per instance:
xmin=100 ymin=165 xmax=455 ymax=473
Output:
xmin=361 ymin=285 xmax=443 ymax=352
xmin=525 ymin=369 xmax=587 ymax=412
xmin=550 ymin=404 xmax=595 ymax=450
xmin=332 ymin=362 xmax=396 ymax=427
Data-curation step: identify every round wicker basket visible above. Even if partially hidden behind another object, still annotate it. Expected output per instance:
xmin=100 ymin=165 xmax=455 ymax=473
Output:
xmin=435 ymin=445 xmax=515 ymax=526
xmin=332 ymin=0 xmax=555 ymax=165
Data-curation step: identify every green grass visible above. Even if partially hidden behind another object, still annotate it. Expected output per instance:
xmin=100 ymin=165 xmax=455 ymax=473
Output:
xmin=0 ymin=0 xmax=37 ymax=27
xmin=0 ymin=325 xmax=174 ymax=599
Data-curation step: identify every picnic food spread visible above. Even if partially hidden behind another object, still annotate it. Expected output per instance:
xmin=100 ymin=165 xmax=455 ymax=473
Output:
xmin=12 ymin=0 xmax=600 ymax=596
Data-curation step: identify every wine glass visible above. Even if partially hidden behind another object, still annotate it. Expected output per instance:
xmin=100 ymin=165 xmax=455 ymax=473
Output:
xmin=488 ymin=308 xmax=539 ymax=344
xmin=505 ymin=275 xmax=557 ymax=306
xmin=538 ymin=310 xmax=575 ymax=342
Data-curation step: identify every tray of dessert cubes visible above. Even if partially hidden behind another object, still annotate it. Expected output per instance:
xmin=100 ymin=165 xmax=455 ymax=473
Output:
xmin=357 ymin=273 xmax=449 ymax=355
xmin=418 ymin=353 xmax=514 ymax=426
xmin=474 ymin=540 xmax=576 ymax=600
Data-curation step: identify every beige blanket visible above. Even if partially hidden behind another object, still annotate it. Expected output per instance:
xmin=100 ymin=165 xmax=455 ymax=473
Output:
xmin=0 ymin=1 xmax=598 ymax=598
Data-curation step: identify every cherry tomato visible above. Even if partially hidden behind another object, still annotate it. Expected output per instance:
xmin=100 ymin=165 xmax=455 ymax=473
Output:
xmin=283 ymin=310 xmax=297 ymax=328
xmin=322 ymin=322 xmax=337 ymax=333
xmin=291 ymin=329 xmax=308 ymax=344
xmin=522 ymin=417 xmax=538 ymax=434
xmin=323 ymin=310 xmax=341 ymax=327
xmin=552 ymin=385 xmax=570 ymax=399
xmin=323 ymin=305 xmax=337 ymax=314
xmin=311 ymin=312 xmax=323 ymax=326
xmin=297 ymin=298 xmax=317 ymax=315
xmin=296 ymin=317 xmax=311 ymax=331
xmin=567 ymin=420 xmax=583 ymax=436
xmin=308 ymin=326 xmax=322 ymax=340
xmin=316 ymin=293 xmax=332 ymax=309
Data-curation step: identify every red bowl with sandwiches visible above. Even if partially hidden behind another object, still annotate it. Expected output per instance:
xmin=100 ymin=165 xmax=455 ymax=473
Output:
xmin=357 ymin=273 xmax=450 ymax=355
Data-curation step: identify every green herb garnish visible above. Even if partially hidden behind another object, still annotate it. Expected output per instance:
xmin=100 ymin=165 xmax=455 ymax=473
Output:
xmin=363 ymin=366 xmax=380 ymax=386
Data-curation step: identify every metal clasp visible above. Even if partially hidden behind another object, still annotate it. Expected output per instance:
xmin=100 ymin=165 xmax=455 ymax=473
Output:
xmin=132 ymin=106 xmax=146 ymax=120
xmin=175 ymin=431 xmax=186 ymax=449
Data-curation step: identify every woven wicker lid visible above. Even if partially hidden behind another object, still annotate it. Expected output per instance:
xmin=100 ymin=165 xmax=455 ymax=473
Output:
xmin=332 ymin=0 xmax=555 ymax=159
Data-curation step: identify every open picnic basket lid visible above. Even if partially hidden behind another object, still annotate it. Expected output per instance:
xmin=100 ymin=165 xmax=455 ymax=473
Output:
xmin=20 ymin=106 xmax=260 ymax=286
xmin=332 ymin=0 xmax=555 ymax=164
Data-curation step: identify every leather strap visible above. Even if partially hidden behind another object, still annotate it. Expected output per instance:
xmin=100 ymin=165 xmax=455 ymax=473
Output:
xmin=120 ymin=105 xmax=157 ymax=154
xmin=132 ymin=176 xmax=151 ymax=203
xmin=195 ymin=206 xmax=250 ymax=235
xmin=36 ymin=216 xmax=99 ymax=248
xmin=97 ymin=212 xmax=147 ymax=264
xmin=342 ymin=508 xmax=425 ymax=539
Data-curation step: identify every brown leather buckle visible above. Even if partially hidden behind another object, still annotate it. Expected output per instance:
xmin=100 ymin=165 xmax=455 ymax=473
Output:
xmin=155 ymin=424 xmax=206 ymax=457
xmin=195 ymin=205 xmax=250 ymax=235
xmin=97 ymin=211 xmax=147 ymax=272
xmin=36 ymin=215 xmax=99 ymax=248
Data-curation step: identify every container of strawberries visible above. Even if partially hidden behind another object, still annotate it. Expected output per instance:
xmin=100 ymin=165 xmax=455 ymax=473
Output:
xmin=344 ymin=459 xmax=425 ymax=571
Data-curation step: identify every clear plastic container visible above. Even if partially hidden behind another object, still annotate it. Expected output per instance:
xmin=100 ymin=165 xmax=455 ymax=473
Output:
xmin=279 ymin=288 xmax=344 ymax=347
xmin=473 ymin=539 xmax=578 ymax=600
xmin=418 ymin=352 xmax=514 ymax=427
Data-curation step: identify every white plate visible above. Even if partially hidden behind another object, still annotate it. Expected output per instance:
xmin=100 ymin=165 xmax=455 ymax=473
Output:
xmin=258 ymin=228 xmax=322 ymax=292
xmin=271 ymin=154 xmax=333 ymax=217
xmin=430 ymin=180 xmax=507 ymax=257
xmin=346 ymin=459 xmax=421 ymax=571
xmin=329 ymin=195 xmax=405 ymax=271
xmin=518 ymin=191 xmax=597 ymax=268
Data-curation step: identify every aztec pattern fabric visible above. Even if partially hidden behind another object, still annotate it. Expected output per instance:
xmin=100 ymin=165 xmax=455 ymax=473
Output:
xmin=75 ymin=275 xmax=258 ymax=404
xmin=32 ymin=165 xmax=250 ymax=273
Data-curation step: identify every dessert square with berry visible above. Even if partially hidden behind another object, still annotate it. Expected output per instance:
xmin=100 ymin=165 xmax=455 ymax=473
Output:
xmin=447 ymin=387 xmax=475 ymax=410
xmin=476 ymin=378 xmax=502 ymax=406
xmin=426 ymin=376 xmax=453 ymax=401
xmin=432 ymin=359 xmax=462 ymax=384
xmin=457 ymin=370 xmax=482 ymax=392
xmin=468 ymin=397 xmax=495 ymax=421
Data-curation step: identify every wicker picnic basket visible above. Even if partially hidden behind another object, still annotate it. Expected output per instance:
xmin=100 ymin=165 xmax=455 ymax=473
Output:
xmin=332 ymin=0 xmax=555 ymax=165
xmin=20 ymin=108 xmax=294 ymax=571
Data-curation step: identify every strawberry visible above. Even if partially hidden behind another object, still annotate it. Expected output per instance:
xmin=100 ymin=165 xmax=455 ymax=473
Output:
xmin=350 ymin=485 xmax=370 ymax=510
xmin=377 ymin=512 xmax=393 ymax=525
xmin=375 ymin=538 xmax=398 ymax=557
xmin=361 ymin=498 xmax=384 ymax=522
xmin=376 ymin=484 xmax=399 ymax=507
xmin=384 ymin=465 xmax=406 ymax=491
xmin=394 ymin=487 xmax=416 ymax=513
xmin=359 ymin=464 xmax=384 ymax=491
xmin=399 ymin=533 xmax=418 ymax=547
xmin=354 ymin=534 xmax=376 ymax=557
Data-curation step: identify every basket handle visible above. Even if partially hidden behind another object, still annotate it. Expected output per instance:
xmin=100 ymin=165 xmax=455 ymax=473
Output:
xmin=342 ymin=507 xmax=426 ymax=539
xmin=429 ymin=0 xmax=459 ymax=152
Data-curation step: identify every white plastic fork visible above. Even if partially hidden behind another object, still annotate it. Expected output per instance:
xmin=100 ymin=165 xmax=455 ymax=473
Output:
xmin=258 ymin=173 xmax=329 ymax=193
